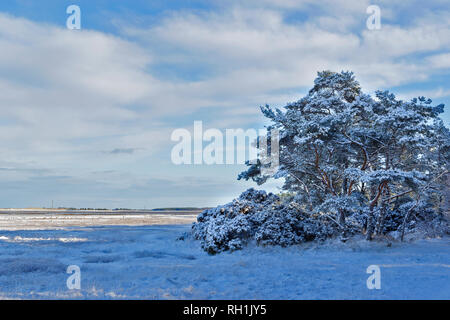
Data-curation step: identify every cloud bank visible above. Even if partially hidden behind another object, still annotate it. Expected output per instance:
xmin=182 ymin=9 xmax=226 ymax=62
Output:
xmin=0 ymin=1 xmax=449 ymax=207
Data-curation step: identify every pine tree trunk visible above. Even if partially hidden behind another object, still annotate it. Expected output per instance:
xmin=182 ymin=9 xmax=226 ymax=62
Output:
xmin=375 ymin=205 xmax=385 ymax=235
xmin=400 ymin=202 xmax=418 ymax=241
xmin=400 ymin=210 xmax=410 ymax=241
xmin=339 ymin=208 xmax=346 ymax=240
xmin=376 ymin=189 xmax=389 ymax=235
xmin=366 ymin=205 xmax=375 ymax=240
xmin=367 ymin=185 xmax=378 ymax=241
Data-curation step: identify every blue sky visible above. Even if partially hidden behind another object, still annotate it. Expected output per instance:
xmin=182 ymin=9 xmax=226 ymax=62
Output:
xmin=0 ymin=0 xmax=449 ymax=208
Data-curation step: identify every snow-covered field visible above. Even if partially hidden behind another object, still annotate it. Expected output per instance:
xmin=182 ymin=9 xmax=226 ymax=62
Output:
xmin=0 ymin=212 xmax=198 ymax=230
xmin=0 ymin=223 xmax=448 ymax=299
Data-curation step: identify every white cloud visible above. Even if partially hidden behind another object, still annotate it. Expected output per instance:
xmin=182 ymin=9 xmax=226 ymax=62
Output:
xmin=397 ymin=87 xmax=450 ymax=101
xmin=123 ymin=5 xmax=449 ymax=95
xmin=427 ymin=53 xmax=450 ymax=69
xmin=0 ymin=13 xmax=171 ymax=172
xmin=0 ymin=2 xmax=449 ymax=207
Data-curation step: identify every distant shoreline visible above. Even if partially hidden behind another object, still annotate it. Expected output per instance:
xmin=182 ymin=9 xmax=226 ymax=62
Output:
xmin=0 ymin=210 xmax=201 ymax=230
xmin=0 ymin=208 xmax=208 ymax=215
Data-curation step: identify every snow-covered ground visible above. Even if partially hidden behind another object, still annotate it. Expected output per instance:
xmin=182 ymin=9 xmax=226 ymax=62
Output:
xmin=0 ymin=224 xmax=448 ymax=299
xmin=0 ymin=212 xmax=197 ymax=230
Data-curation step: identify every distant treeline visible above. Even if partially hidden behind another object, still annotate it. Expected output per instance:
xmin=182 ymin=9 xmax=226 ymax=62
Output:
xmin=57 ymin=207 xmax=110 ymax=210
xmin=151 ymin=207 xmax=209 ymax=211
xmin=54 ymin=207 xmax=208 ymax=211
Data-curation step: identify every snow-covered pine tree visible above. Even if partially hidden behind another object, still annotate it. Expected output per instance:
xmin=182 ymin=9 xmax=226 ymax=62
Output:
xmin=239 ymin=71 xmax=449 ymax=241
xmin=192 ymin=71 xmax=449 ymax=253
